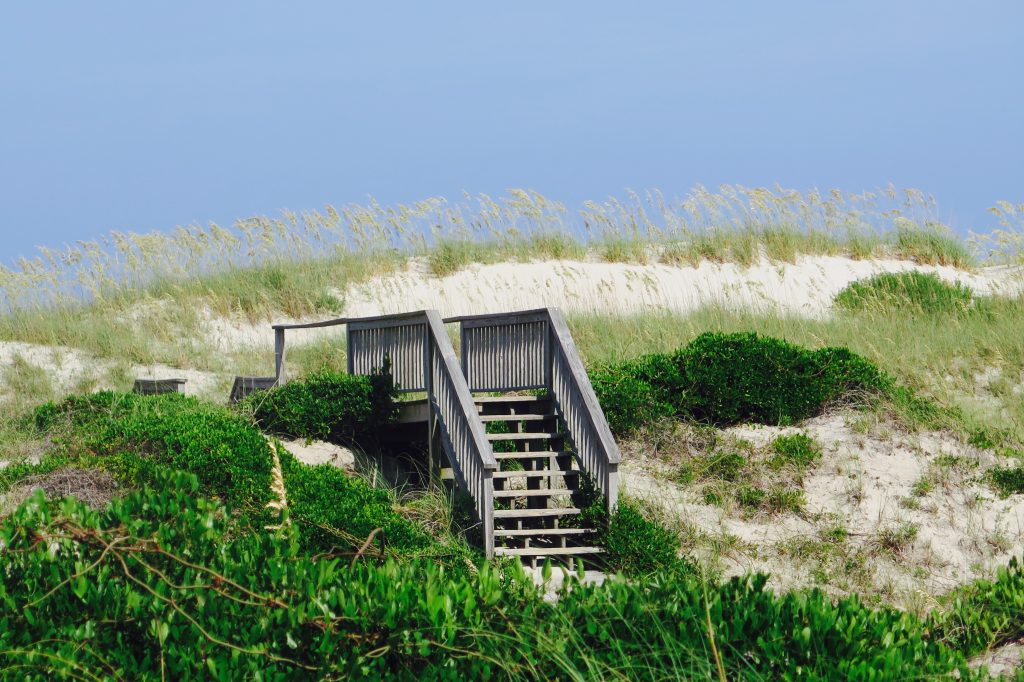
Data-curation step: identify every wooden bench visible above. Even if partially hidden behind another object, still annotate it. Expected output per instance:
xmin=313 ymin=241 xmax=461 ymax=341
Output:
xmin=133 ymin=378 xmax=186 ymax=395
xmin=229 ymin=376 xmax=277 ymax=403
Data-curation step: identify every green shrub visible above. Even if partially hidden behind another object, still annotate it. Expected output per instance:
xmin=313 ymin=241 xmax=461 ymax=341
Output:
xmin=243 ymin=365 xmax=397 ymax=445
xmin=989 ymin=467 xmax=1024 ymax=497
xmin=34 ymin=391 xmax=274 ymax=516
xmin=835 ymin=271 xmax=975 ymax=315
xmin=932 ymin=556 xmax=1024 ymax=655
xmin=591 ymin=333 xmax=892 ymax=431
xmin=589 ymin=361 xmax=675 ymax=434
xmin=0 ymin=474 xmax=973 ymax=679
xmin=770 ymin=433 xmax=823 ymax=468
xmin=278 ymin=448 xmax=432 ymax=554
xmin=677 ymin=332 xmax=887 ymax=426
xmin=600 ymin=500 xmax=687 ymax=577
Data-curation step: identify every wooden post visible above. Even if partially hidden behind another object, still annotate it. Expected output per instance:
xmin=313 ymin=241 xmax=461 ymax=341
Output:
xmin=425 ymin=331 xmax=436 ymax=482
xmin=274 ymin=328 xmax=286 ymax=384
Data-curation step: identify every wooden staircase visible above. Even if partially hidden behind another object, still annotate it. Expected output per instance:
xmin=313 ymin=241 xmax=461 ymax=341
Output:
xmin=271 ymin=308 xmax=621 ymax=565
xmin=478 ymin=395 xmax=603 ymax=566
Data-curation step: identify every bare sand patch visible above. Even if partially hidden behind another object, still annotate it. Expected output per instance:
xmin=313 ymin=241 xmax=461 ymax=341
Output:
xmin=621 ymin=411 xmax=1024 ymax=609
xmin=0 ymin=340 xmax=222 ymax=403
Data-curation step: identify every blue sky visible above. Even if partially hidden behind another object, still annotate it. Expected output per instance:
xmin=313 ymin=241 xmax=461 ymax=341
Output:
xmin=1 ymin=2 xmax=1021 ymax=262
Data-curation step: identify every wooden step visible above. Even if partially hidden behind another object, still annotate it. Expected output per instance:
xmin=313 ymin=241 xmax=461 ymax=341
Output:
xmin=494 ymin=546 xmax=603 ymax=557
xmin=474 ymin=395 xmax=549 ymax=404
xmin=479 ymin=413 xmax=552 ymax=423
xmin=493 ymin=507 xmax=580 ymax=519
xmin=493 ymin=488 xmax=574 ymax=499
xmin=494 ymin=528 xmax=594 ymax=538
xmin=493 ymin=450 xmax=574 ymax=460
xmin=486 ymin=432 xmax=560 ymax=441
xmin=493 ymin=468 xmax=580 ymax=480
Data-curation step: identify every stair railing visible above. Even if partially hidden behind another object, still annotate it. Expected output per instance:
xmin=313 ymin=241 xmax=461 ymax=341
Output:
xmin=445 ymin=308 xmax=621 ymax=511
xmin=273 ymin=311 xmax=497 ymax=556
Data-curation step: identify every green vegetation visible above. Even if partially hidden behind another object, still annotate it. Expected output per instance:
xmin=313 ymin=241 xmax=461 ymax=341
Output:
xmin=278 ymin=448 xmax=434 ymax=555
xmin=241 ymin=366 xmax=397 ymax=445
xmin=570 ymin=295 xmax=1024 ymax=443
xmin=592 ymin=332 xmax=890 ymax=433
xmin=769 ymin=432 xmax=822 ymax=468
xmin=835 ymin=271 xmax=976 ymax=315
xmin=932 ymin=556 xmax=1024 ymax=656
xmin=990 ymin=466 xmax=1024 ymax=498
xmin=0 ymin=187 xmax=1022 ymax=676
xmin=33 ymin=392 xmax=274 ymax=519
xmin=0 ymin=477 xmax=982 ymax=679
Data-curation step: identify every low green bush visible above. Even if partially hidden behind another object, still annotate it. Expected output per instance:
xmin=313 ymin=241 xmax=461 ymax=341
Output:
xmin=242 ymin=365 xmax=397 ymax=445
xmin=835 ymin=271 xmax=975 ymax=315
xmin=989 ymin=466 xmax=1024 ymax=497
xmin=770 ymin=433 xmax=822 ymax=468
xmin=932 ymin=556 xmax=1024 ymax=656
xmin=589 ymin=367 xmax=674 ymax=434
xmin=34 ymin=391 xmax=274 ymax=517
xmin=592 ymin=332 xmax=891 ymax=432
xmin=678 ymin=332 xmax=887 ymax=426
xmin=601 ymin=500 xmax=686 ymax=577
xmin=278 ymin=448 xmax=433 ymax=555
xmin=0 ymin=476 xmax=973 ymax=679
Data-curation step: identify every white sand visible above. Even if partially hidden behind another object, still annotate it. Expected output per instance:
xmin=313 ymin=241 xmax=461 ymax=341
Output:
xmin=340 ymin=255 xmax=1024 ymax=320
xmin=622 ymin=412 xmax=1024 ymax=606
xmin=196 ymin=255 xmax=1023 ymax=353
xmin=0 ymin=340 xmax=221 ymax=401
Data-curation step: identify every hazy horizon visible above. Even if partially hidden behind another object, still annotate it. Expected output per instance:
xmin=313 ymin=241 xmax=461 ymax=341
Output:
xmin=2 ymin=2 xmax=1020 ymax=263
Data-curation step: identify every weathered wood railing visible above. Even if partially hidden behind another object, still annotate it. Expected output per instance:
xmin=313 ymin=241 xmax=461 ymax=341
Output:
xmin=424 ymin=311 xmax=496 ymax=556
xmin=272 ymin=311 xmax=497 ymax=556
xmin=445 ymin=308 xmax=621 ymax=511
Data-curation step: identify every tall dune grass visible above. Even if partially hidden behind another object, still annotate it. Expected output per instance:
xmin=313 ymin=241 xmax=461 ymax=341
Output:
xmin=4 ymin=185 xmax=1018 ymax=315
xmin=0 ymin=185 xmax=1019 ymax=388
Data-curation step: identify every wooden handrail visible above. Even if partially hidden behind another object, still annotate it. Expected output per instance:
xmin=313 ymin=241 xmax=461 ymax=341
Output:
xmin=269 ymin=307 xmax=616 ymax=555
xmin=272 ymin=309 xmax=497 ymax=557
xmin=546 ymin=308 xmax=621 ymax=511
xmin=424 ymin=310 xmax=496 ymax=556
xmin=451 ymin=307 xmax=621 ymax=511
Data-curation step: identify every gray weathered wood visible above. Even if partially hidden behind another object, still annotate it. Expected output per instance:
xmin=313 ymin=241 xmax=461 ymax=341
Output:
xmin=267 ymin=306 xmax=620 ymax=560
xmin=424 ymin=310 xmax=496 ymax=557
xmin=546 ymin=307 xmax=621 ymax=511
xmin=274 ymin=328 xmax=286 ymax=383
xmin=133 ymin=378 xmax=185 ymax=395
xmin=229 ymin=376 xmax=277 ymax=403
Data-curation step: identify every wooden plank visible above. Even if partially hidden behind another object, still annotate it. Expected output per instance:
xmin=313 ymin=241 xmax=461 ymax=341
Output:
xmin=273 ymin=309 xmax=432 ymax=331
xmin=493 ymin=507 xmax=579 ymax=519
xmin=229 ymin=376 xmax=277 ymax=403
xmin=479 ymin=409 xmax=552 ymax=419
xmin=474 ymin=396 xmax=550 ymax=404
xmin=494 ymin=528 xmax=593 ymax=537
xmin=486 ymin=432 xmax=559 ymax=441
xmin=133 ymin=379 xmax=185 ymax=395
xmin=492 ymin=488 xmax=574 ymax=499
xmin=547 ymin=308 xmax=621 ymax=466
xmin=443 ymin=308 xmax=550 ymax=325
xmin=493 ymin=451 xmax=574 ymax=460
xmin=492 ymin=469 xmax=579 ymax=479
xmin=494 ymin=546 xmax=603 ymax=557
